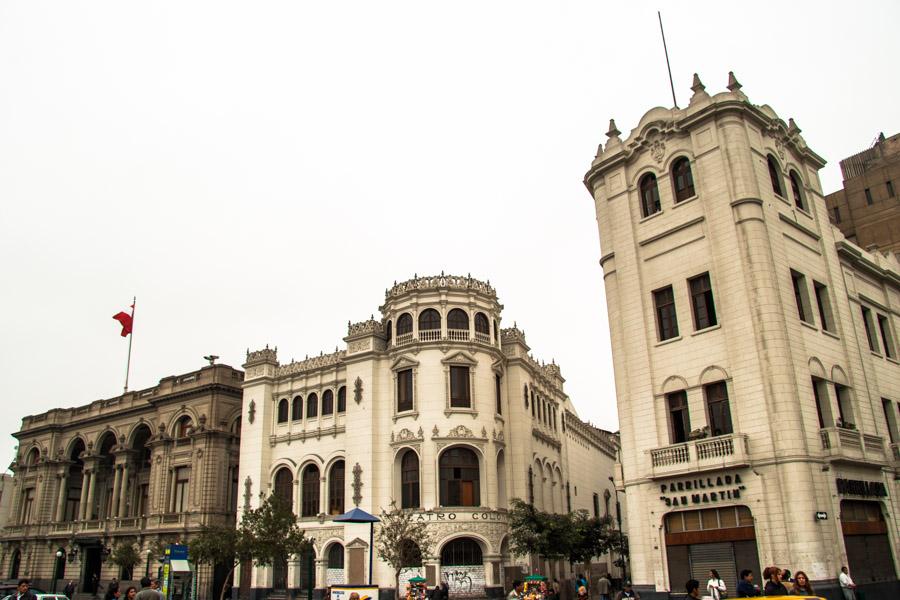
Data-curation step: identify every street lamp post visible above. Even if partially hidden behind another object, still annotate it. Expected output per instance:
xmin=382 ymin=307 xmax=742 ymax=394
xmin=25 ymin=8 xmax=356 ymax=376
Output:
xmin=53 ymin=550 xmax=64 ymax=593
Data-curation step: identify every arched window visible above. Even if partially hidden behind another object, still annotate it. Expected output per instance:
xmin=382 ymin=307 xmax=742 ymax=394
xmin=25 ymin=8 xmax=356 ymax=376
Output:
xmin=337 ymin=387 xmax=347 ymax=413
xmin=789 ymin=170 xmax=805 ymax=210
xmin=671 ymin=157 xmax=695 ymax=202
xmin=24 ymin=448 xmax=39 ymax=466
xmin=440 ymin=538 xmax=482 ymax=566
xmin=474 ymin=313 xmax=490 ymax=335
xmin=385 ymin=320 xmax=393 ymax=345
xmin=639 ymin=173 xmax=661 ymax=217
xmin=418 ymin=309 xmax=441 ymax=331
xmin=767 ymin=155 xmax=784 ymax=197
xmin=524 ymin=384 xmax=529 ymax=409
xmin=9 ymin=548 xmax=21 ymax=579
xmin=401 ymin=450 xmax=420 ymax=509
xmin=277 ymin=399 xmax=289 ymax=424
xmin=493 ymin=319 xmax=498 ymax=343
xmin=322 ymin=390 xmax=334 ymax=416
xmin=327 ymin=544 xmax=344 ymax=569
xmin=302 ymin=465 xmax=320 ymax=517
xmin=531 ymin=390 xmax=535 ymax=417
xmin=328 ymin=460 xmax=345 ymax=515
xmin=447 ymin=309 xmax=469 ymax=331
xmin=397 ymin=313 xmax=413 ymax=335
xmin=307 ymin=393 xmax=318 ymax=419
xmin=292 ymin=396 xmax=303 ymax=421
xmin=273 ymin=467 xmax=293 ymax=508
xmin=439 ymin=447 xmax=480 ymax=507
xmin=175 ymin=416 xmax=193 ymax=438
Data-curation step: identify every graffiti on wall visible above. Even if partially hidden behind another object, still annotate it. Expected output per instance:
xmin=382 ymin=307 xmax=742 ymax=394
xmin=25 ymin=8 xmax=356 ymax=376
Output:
xmin=440 ymin=566 xmax=485 ymax=596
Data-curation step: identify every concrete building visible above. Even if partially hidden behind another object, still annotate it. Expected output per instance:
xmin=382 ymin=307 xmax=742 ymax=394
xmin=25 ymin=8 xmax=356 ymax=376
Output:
xmin=237 ymin=275 xmax=621 ymax=599
xmin=825 ymin=132 xmax=900 ymax=255
xmin=0 ymin=363 xmax=243 ymax=598
xmin=0 ymin=474 xmax=14 ymax=533
xmin=583 ymin=73 xmax=900 ymax=599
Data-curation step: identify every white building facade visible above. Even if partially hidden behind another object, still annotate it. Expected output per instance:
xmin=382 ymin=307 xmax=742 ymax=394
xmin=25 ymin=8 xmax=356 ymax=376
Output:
xmin=584 ymin=74 xmax=900 ymax=599
xmin=237 ymin=275 xmax=620 ymax=599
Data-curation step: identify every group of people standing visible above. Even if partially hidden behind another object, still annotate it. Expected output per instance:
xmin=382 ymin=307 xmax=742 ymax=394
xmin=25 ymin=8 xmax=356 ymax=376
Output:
xmin=693 ymin=564 xmax=857 ymax=598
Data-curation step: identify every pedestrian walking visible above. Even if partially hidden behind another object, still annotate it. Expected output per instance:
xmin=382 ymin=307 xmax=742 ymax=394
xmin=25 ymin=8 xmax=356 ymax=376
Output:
xmin=838 ymin=566 xmax=857 ymax=600
xmin=736 ymin=570 xmax=761 ymax=597
xmin=597 ymin=574 xmax=611 ymax=600
xmin=762 ymin=566 xmax=787 ymax=596
xmin=614 ymin=580 xmax=639 ymax=600
xmin=791 ymin=571 xmax=814 ymax=596
xmin=706 ymin=570 xmax=726 ymax=600
xmin=63 ymin=581 xmax=77 ymax=599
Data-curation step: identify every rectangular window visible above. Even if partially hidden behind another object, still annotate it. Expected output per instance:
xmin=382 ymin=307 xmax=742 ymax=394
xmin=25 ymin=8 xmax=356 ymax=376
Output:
xmin=688 ymin=273 xmax=717 ymax=330
xmin=450 ymin=366 xmax=471 ymax=408
xmin=592 ymin=493 xmax=600 ymax=518
xmin=833 ymin=206 xmax=841 ymax=223
xmin=791 ymin=270 xmax=813 ymax=323
xmin=882 ymin=399 xmax=897 ymax=444
xmin=495 ymin=374 xmax=502 ymax=415
xmin=397 ymin=369 xmax=413 ymax=412
xmin=653 ymin=285 xmax=679 ymax=341
xmin=65 ymin=489 xmax=80 ymax=522
xmin=888 ymin=180 xmax=896 ymax=198
xmin=812 ymin=378 xmax=832 ymax=429
xmin=704 ymin=381 xmax=733 ymax=437
xmin=865 ymin=187 xmax=873 ymax=205
xmin=862 ymin=306 xmax=880 ymax=352
xmin=813 ymin=281 xmax=834 ymax=332
xmin=835 ymin=384 xmax=854 ymax=427
xmin=666 ymin=390 xmax=691 ymax=444
xmin=20 ymin=488 xmax=34 ymax=524
xmin=878 ymin=314 xmax=895 ymax=359
xmin=172 ymin=467 xmax=189 ymax=513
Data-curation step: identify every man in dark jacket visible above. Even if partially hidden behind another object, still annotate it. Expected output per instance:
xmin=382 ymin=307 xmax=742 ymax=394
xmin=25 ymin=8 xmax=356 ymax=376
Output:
xmin=736 ymin=570 xmax=761 ymax=597
xmin=14 ymin=580 xmax=37 ymax=600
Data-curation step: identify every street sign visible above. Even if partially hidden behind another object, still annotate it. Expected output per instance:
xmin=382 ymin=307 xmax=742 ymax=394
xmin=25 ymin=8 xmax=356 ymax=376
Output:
xmin=815 ymin=511 xmax=828 ymax=520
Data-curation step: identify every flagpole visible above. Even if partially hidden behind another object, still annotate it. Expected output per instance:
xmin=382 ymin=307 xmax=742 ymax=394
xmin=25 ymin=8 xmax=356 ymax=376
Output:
xmin=124 ymin=297 xmax=136 ymax=393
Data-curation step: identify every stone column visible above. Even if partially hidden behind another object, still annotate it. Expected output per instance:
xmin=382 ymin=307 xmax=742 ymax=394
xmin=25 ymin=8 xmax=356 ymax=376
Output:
xmin=56 ymin=473 xmax=68 ymax=522
xmin=110 ymin=466 xmax=122 ymax=518
xmin=84 ymin=469 xmax=98 ymax=520
xmin=79 ymin=470 xmax=92 ymax=521
xmin=118 ymin=464 xmax=131 ymax=518
xmin=315 ymin=557 xmax=328 ymax=589
xmin=320 ymin=475 xmax=327 ymax=516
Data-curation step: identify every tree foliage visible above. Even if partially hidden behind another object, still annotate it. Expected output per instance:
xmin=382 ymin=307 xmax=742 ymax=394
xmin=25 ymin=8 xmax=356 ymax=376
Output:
xmin=110 ymin=540 xmax=141 ymax=571
xmin=191 ymin=494 xmax=309 ymax=600
xmin=507 ymin=498 xmax=628 ymax=569
xmin=375 ymin=502 xmax=436 ymax=600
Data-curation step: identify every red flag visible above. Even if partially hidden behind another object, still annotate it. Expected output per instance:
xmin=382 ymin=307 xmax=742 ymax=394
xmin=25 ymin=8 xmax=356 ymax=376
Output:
xmin=113 ymin=309 xmax=133 ymax=337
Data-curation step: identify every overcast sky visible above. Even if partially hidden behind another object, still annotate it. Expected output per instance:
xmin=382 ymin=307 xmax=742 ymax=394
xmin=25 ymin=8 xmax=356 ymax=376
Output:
xmin=1 ymin=1 xmax=898 ymax=467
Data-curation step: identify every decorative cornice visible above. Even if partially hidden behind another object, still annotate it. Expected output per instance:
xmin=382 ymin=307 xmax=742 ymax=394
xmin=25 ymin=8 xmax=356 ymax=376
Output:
xmin=276 ymin=351 xmax=346 ymax=377
xmin=385 ymin=274 xmax=496 ymax=300
xmin=346 ymin=318 xmax=385 ymax=339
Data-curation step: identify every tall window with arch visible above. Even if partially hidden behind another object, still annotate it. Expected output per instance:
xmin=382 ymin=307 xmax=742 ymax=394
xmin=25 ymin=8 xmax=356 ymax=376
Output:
xmin=328 ymin=460 xmax=345 ymax=515
xmin=292 ymin=396 xmax=303 ymax=421
xmin=302 ymin=465 xmax=320 ymax=517
xmin=306 ymin=393 xmax=318 ymax=419
xmin=789 ymin=170 xmax=806 ymax=210
xmin=767 ymin=155 xmax=784 ymax=197
xmin=175 ymin=415 xmax=193 ymax=439
xmin=277 ymin=399 xmax=289 ymax=424
xmin=439 ymin=447 xmax=480 ymax=507
xmin=401 ymin=450 xmax=420 ymax=509
xmin=337 ymin=386 xmax=347 ymax=413
xmin=418 ymin=309 xmax=441 ymax=340
xmin=322 ymin=389 xmax=334 ymax=416
xmin=639 ymin=173 xmax=661 ymax=217
xmin=273 ymin=467 xmax=294 ymax=510
xmin=474 ymin=312 xmax=490 ymax=342
xmin=396 ymin=313 xmax=413 ymax=341
xmin=671 ymin=157 xmax=695 ymax=202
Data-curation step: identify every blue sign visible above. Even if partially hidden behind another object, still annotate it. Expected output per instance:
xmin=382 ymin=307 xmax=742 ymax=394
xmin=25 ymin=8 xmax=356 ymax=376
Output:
xmin=168 ymin=544 xmax=188 ymax=560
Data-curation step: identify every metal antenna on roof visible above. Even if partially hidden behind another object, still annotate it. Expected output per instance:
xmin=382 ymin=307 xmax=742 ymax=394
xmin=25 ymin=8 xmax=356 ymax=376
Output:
xmin=658 ymin=11 xmax=678 ymax=108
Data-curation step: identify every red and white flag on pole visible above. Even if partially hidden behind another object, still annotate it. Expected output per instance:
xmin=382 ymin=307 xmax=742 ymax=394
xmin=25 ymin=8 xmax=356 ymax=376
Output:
xmin=113 ymin=304 xmax=135 ymax=337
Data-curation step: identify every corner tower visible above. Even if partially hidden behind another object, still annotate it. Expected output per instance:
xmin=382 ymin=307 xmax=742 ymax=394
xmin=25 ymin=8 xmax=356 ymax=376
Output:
xmin=585 ymin=73 xmax=900 ymax=598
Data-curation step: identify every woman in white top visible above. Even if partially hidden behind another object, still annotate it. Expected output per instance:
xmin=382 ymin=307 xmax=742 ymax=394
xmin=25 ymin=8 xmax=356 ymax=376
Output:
xmin=706 ymin=570 xmax=726 ymax=600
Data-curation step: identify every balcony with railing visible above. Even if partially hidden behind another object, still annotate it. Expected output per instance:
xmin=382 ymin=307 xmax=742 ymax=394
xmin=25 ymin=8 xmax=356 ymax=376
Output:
xmin=820 ymin=427 xmax=886 ymax=464
xmin=447 ymin=329 xmax=470 ymax=342
xmin=395 ymin=332 xmax=415 ymax=346
xmin=649 ymin=433 xmax=750 ymax=479
xmin=419 ymin=329 xmax=442 ymax=342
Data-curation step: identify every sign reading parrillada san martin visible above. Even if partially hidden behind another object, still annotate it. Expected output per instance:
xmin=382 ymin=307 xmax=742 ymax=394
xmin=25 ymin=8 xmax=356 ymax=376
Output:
xmin=659 ymin=473 xmax=746 ymax=507
xmin=413 ymin=510 xmax=507 ymax=522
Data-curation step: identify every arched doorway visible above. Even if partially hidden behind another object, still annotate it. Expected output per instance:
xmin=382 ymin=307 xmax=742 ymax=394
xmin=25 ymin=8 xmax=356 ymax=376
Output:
xmin=440 ymin=538 xmax=485 ymax=597
xmin=8 ymin=549 xmax=21 ymax=579
xmin=841 ymin=500 xmax=897 ymax=583
xmin=664 ymin=505 xmax=759 ymax=594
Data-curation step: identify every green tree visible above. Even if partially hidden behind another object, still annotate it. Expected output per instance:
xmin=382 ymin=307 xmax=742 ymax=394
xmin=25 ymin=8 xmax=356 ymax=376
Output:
xmin=110 ymin=540 xmax=141 ymax=580
xmin=508 ymin=498 xmax=550 ymax=559
xmin=374 ymin=502 xmax=436 ymax=600
xmin=567 ymin=512 xmax=617 ymax=574
xmin=191 ymin=494 xmax=309 ymax=600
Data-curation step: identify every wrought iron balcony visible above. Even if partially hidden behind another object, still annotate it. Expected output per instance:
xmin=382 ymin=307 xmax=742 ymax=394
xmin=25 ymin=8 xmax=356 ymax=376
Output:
xmin=649 ymin=433 xmax=750 ymax=479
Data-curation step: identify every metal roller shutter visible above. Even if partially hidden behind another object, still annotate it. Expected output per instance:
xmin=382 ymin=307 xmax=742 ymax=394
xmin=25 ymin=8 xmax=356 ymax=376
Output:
xmin=689 ymin=543 xmax=737 ymax=595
